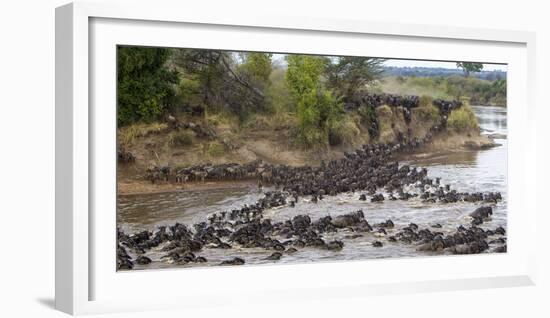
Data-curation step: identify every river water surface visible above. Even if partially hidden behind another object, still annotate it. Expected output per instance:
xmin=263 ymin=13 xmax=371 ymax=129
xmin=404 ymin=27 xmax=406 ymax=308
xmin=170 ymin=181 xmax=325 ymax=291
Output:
xmin=117 ymin=105 xmax=507 ymax=269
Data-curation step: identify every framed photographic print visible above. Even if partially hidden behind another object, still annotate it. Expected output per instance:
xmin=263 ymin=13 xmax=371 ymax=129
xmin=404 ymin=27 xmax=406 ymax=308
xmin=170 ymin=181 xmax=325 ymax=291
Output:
xmin=56 ymin=1 xmax=537 ymax=315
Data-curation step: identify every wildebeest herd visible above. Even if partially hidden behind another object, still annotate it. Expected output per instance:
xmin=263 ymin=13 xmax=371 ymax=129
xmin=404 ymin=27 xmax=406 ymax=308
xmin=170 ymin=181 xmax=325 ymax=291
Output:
xmin=344 ymin=93 xmax=463 ymax=125
xmin=344 ymin=92 xmax=463 ymax=113
xmin=118 ymin=128 xmax=505 ymax=270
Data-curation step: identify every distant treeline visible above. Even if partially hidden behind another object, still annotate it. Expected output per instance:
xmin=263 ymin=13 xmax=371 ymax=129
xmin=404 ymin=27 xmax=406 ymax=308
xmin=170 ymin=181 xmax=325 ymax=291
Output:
xmin=383 ymin=66 xmax=507 ymax=81
xmin=378 ymin=75 xmax=506 ymax=106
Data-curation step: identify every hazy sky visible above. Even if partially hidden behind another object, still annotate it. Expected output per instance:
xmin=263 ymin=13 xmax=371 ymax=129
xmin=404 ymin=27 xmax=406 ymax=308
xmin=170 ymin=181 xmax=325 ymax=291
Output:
xmin=271 ymin=54 xmax=507 ymax=72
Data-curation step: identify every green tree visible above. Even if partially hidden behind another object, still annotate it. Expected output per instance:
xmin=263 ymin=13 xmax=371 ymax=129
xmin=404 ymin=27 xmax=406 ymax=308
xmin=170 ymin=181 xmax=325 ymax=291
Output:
xmin=456 ymin=62 xmax=483 ymax=77
xmin=239 ymin=52 xmax=272 ymax=82
xmin=173 ymin=49 xmax=228 ymax=111
xmin=173 ymin=49 xmax=265 ymax=120
xmin=325 ymin=56 xmax=385 ymax=101
xmin=117 ymin=46 xmax=178 ymax=126
xmin=286 ymin=55 xmax=343 ymax=148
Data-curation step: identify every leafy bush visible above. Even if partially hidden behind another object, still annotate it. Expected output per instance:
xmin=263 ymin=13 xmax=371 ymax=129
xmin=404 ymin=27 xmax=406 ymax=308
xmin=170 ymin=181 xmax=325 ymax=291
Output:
xmin=176 ymin=76 xmax=205 ymax=113
xmin=117 ymin=47 xmax=178 ymax=126
xmin=239 ymin=53 xmax=272 ymax=82
xmin=169 ymin=130 xmax=194 ymax=147
xmin=325 ymin=56 xmax=385 ymax=101
xmin=299 ymin=88 xmax=343 ymax=148
xmin=447 ymin=105 xmax=479 ymax=132
xmin=286 ymin=55 xmax=343 ymax=149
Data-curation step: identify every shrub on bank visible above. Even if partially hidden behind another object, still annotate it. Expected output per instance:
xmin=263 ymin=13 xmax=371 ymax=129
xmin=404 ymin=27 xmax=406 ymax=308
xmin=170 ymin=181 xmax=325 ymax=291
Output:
xmin=328 ymin=116 xmax=361 ymax=146
xmin=119 ymin=122 xmax=169 ymax=145
xmin=414 ymin=95 xmax=440 ymax=122
xmin=418 ymin=95 xmax=433 ymax=108
xmin=376 ymin=105 xmax=397 ymax=143
xmin=447 ymin=105 xmax=479 ymax=132
xmin=168 ymin=130 xmax=195 ymax=147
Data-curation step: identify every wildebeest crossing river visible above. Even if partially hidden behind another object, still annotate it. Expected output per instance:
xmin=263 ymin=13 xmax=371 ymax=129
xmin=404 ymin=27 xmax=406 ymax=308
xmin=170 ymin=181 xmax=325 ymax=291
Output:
xmin=117 ymin=105 xmax=507 ymax=270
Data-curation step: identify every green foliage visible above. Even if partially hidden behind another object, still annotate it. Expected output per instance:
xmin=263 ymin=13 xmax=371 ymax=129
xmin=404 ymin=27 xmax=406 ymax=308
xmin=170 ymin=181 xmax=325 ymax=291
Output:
xmin=177 ymin=76 xmax=204 ymax=109
xmin=326 ymin=56 xmax=385 ymax=100
xmin=173 ymin=49 xmax=266 ymax=122
xmin=169 ymin=130 xmax=195 ymax=147
xmin=456 ymin=62 xmax=484 ymax=77
xmin=117 ymin=47 xmax=178 ymax=126
xmin=358 ymin=105 xmax=377 ymax=124
xmin=239 ymin=53 xmax=272 ymax=82
xmin=469 ymin=78 xmax=507 ymax=105
xmin=266 ymin=67 xmax=294 ymax=114
xmin=447 ymin=105 xmax=479 ymax=132
xmin=172 ymin=49 xmax=228 ymax=113
xmin=286 ymin=55 xmax=326 ymax=97
xmin=445 ymin=76 xmax=506 ymax=105
xmin=286 ymin=55 xmax=343 ymax=149
xmin=378 ymin=76 xmax=506 ymax=106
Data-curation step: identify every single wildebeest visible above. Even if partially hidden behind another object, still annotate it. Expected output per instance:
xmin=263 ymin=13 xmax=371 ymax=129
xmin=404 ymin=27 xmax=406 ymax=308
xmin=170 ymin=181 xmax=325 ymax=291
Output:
xmin=470 ymin=206 xmax=493 ymax=219
xmin=331 ymin=210 xmax=365 ymax=228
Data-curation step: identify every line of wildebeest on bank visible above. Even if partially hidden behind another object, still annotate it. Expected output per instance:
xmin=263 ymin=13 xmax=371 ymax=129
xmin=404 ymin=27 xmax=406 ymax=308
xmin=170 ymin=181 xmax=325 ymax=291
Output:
xmin=117 ymin=127 xmax=505 ymax=270
xmin=117 ymin=93 xmax=463 ymax=165
xmin=344 ymin=92 xmax=463 ymax=123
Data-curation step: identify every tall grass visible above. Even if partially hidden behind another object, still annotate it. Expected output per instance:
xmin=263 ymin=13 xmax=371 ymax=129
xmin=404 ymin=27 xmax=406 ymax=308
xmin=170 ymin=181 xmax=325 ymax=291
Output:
xmin=119 ymin=122 xmax=169 ymax=145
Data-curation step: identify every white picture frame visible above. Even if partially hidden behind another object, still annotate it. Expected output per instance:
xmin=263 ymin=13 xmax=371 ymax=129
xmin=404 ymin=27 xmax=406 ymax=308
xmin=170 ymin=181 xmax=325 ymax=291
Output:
xmin=55 ymin=1 xmax=538 ymax=315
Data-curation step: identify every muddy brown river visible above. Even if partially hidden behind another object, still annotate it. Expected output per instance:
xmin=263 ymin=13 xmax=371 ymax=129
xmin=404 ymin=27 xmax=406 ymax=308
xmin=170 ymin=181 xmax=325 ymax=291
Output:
xmin=117 ymin=105 xmax=507 ymax=269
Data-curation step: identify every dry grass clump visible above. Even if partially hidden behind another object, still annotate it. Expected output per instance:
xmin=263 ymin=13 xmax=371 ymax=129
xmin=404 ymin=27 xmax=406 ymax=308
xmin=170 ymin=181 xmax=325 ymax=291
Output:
xmin=328 ymin=116 xmax=361 ymax=146
xmin=447 ymin=105 xmax=479 ymax=132
xmin=414 ymin=95 xmax=440 ymax=122
xmin=168 ymin=130 xmax=195 ymax=147
xmin=119 ymin=122 xmax=169 ymax=145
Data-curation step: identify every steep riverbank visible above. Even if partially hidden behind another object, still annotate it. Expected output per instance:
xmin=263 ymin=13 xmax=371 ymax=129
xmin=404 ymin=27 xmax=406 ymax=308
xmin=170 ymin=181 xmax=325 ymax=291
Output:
xmin=118 ymin=99 xmax=495 ymax=194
